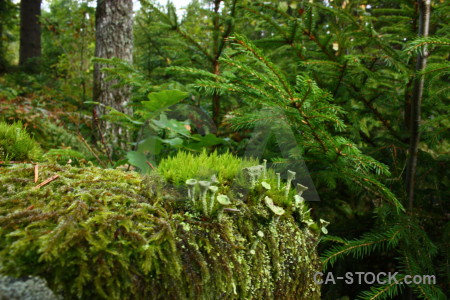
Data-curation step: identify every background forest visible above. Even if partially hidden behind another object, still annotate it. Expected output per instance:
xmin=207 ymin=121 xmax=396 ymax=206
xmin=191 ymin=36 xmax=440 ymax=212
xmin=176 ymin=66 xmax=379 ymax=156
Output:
xmin=0 ymin=0 xmax=449 ymax=299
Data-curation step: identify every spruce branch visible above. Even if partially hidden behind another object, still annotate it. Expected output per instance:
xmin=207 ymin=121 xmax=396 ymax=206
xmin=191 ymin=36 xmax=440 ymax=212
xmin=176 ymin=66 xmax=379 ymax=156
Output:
xmin=228 ymin=34 xmax=295 ymax=100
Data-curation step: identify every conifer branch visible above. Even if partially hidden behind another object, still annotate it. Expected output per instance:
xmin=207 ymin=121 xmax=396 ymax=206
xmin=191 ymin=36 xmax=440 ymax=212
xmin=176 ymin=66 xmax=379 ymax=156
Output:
xmin=302 ymin=29 xmax=337 ymax=61
xmin=333 ymin=59 xmax=348 ymax=97
xmin=229 ymin=35 xmax=295 ymax=100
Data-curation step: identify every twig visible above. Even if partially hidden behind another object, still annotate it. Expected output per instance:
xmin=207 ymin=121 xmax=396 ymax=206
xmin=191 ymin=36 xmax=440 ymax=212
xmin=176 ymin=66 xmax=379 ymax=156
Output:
xmin=77 ymin=134 xmax=107 ymax=168
xmin=34 ymin=164 xmax=39 ymax=183
xmin=146 ymin=161 xmax=155 ymax=170
xmin=93 ymin=108 xmax=113 ymax=165
xmin=223 ymin=208 xmax=240 ymax=213
xmin=33 ymin=175 xmax=60 ymax=190
xmin=0 ymin=161 xmax=34 ymax=164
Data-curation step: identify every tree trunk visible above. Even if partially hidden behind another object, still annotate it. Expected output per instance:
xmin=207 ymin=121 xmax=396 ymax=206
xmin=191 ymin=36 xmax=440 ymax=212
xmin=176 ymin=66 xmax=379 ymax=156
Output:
xmin=211 ymin=0 xmax=221 ymax=126
xmin=405 ymin=0 xmax=430 ymax=211
xmin=0 ymin=0 xmax=6 ymax=72
xmin=93 ymin=0 xmax=133 ymax=159
xmin=19 ymin=0 xmax=41 ymax=71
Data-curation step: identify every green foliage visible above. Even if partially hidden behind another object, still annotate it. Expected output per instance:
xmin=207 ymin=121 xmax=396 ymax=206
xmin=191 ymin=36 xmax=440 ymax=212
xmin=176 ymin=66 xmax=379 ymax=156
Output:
xmin=0 ymin=0 xmax=19 ymax=71
xmin=126 ymin=108 xmax=228 ymax=173
xmin=136 ymin=0 xmax=241 ymax=123
xmin=0 ymin=160 xmax=321 ymax=299
xmin=90 ymin=57 xmax=229 ymax=169
xmin=0 ymin=121 xmax=42 ymax=162
xmin=232 ymin=2 xmax=449 ymax=298
xmin=41 ymin=0 xmax=95 ymax=102
xmin=44 ymin=148 xmax=87 ymax=165
xmin=409 ymin=36 xmax=450 ymax=149
xmin=0 ymin=0 xmax=448 ymax=298
xmin=322 ymin=228 xmax=403 ymax=268
xmin=143 ymin=90 xmax=188 ymax=114
xmin=322 ymin=208 xmax=447 ymax=300
xmin=157 ymin=150 xmax=258 ymax=185
xmin=183 ymin=33 xmax=402 ymax=210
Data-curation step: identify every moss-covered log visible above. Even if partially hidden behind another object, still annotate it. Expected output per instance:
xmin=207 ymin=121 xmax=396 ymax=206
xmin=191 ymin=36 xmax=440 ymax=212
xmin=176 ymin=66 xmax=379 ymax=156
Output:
xmin=0 ymin=160 xmax=321 ymax=299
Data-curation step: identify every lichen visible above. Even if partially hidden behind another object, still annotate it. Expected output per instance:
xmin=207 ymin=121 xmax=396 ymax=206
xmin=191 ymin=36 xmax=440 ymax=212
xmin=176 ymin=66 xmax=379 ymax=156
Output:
xmin=0 ymin=158 xmax=321 ymax=299
xmin=0 ymin=275 xmax=61 ymax=300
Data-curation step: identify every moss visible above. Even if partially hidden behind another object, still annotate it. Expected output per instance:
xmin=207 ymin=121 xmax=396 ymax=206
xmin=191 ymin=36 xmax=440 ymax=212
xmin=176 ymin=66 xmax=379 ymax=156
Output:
xmin=0 ymin=121 xmax=43 ymax=162
xmin=0 ymin=158 xmax=321 ymax=299
xmin=157 ymin=150 xmax=259 ymax=185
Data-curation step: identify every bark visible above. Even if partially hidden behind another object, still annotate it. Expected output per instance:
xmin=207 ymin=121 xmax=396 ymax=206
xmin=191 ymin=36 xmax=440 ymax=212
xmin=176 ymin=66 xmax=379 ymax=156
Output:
xmin=211 ymin=0 xmax=237 ymax=126
xmin=0 ymin=0 xmax=6 ymax=72
xmin=19 ymin=0 xmax=41 ymax=71
xmin=406 ymin=0 xmax=430 ymax=211
xmin=93 ymin=0 xmax=133 ymax=158
xmin=212 ymin=60 xmax=221 ymax=126
xmin=212 ymin=0 xmax=221 ymax=126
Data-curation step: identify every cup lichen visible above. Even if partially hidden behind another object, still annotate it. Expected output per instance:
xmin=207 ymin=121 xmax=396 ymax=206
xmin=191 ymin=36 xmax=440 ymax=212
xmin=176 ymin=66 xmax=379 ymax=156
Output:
xmin=198 ymin=180 xmax=211 ymax=215
xmin=185 ymin=179 xmax=198 ymax=202
xmin=264 ymin=196 xmax=285 ymax=216
xmin=261 ymin=181 xmax=271 ymax=190
xmin=285 ymin=170 xmax=296 ymax=199
xmin=242 ymin=165 xmax=264 ymax=189
xmin=276 ymin=173 xmax=281 ymax=190
xmin=208 ymin=185 xmax=219 ymax=215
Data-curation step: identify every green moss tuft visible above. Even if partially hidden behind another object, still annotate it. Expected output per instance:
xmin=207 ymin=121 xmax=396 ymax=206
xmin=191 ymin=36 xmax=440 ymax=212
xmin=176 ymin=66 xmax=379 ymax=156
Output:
xmin=0 ymin=157 xmax=321 ymax=299
xmin=0 ymin=121 xmax=43 ymax=162
xmin=157 ymin=150 xmax=259 ymax=185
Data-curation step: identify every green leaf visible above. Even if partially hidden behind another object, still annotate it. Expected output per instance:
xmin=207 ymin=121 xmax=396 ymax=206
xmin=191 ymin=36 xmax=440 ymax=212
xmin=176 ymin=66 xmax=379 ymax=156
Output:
xmin=162 ymin=137 xmax=184 ymax=147
xmin=142 ymin=90 xmax=188 ymax=112
xmin=152 ymin=114 xmax=191 ymax=137
xmin=102 ymin=107 xmax=144 ymax=126
xmin=126 ymin=151 xmax=149 ymax=173
xmin=112 ymin=159 xmax=128 ymax=169
xmin=138 ymin=136 xmax=163 ymax=155
xmin=185 ymin=134 xmax=226 ymax=151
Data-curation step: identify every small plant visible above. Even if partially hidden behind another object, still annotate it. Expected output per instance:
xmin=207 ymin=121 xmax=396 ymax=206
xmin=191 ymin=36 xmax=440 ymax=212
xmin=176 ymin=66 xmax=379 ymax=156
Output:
xmin=0 ymin=121 xmax=42 ymax=162
xmin=158 ymin=150 xmax=258 ymax=185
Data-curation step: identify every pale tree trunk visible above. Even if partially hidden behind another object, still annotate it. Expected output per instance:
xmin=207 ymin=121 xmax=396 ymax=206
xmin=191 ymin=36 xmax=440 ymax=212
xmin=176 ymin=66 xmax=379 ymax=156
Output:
xmin=93 ymin=0 xmax=133 ymax=159
xmin=406 ymin=0 xmax=431 ymax=211
xmin=0 ymin=0 xmax=6 ymax=72
xmin=19 ymin=0 xmax=41 ymax=71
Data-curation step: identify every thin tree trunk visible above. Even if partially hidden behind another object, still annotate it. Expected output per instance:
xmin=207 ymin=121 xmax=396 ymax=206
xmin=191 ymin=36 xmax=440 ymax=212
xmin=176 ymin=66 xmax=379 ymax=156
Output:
xmin=19 ymin=0 xmax=41 ymax=71
xmin=93 ymin=0 xmax=133 ymax=159
xmin=406 ymin=0 xmax=430 ymax=211
xmin=212 ymin=0 xmax=221 ymax=126
xmin=212 ymin=60 xmax=221 ymax=125
xmin=0 ymin=0 xmax=6 ymax=72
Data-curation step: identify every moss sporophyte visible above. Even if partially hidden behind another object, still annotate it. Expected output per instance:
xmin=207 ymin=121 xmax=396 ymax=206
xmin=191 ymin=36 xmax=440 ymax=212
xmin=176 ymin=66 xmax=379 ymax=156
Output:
xmin=0 ymin=153 xmax=322 ymax=299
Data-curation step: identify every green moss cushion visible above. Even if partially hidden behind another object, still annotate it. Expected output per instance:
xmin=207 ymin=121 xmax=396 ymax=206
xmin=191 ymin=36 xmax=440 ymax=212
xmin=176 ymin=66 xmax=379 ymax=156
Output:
xmin=0 ymin=121 xmax=42 ymax=162
xmin=0 ymin=164 xmax=321 ymax=299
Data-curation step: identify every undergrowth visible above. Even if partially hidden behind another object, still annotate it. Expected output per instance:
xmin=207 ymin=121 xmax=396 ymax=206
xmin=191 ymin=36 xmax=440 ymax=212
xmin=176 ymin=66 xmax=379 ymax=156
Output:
xmin=0 ymin=157 xmax=321 ymax=299
xmin=0 ymin=121 xmax=42 ymax=162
